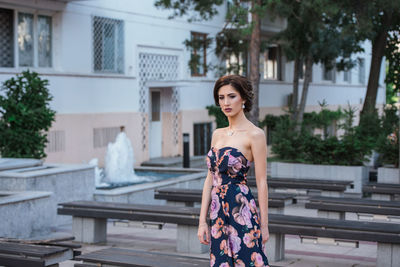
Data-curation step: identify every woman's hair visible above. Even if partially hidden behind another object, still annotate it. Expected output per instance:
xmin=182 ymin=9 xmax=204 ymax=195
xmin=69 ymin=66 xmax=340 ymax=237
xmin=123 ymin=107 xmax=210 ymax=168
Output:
xmin=213 ymin=75 xmax=254 ymax=113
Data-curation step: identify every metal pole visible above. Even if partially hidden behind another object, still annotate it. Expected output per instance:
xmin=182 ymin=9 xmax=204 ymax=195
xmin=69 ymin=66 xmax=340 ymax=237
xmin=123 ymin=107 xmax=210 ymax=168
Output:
xmin=183 ymin=133 xmax=190 ymax=168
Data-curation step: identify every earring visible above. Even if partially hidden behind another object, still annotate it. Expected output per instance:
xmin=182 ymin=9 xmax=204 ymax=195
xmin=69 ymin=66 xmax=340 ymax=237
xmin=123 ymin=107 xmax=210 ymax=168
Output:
xmin=242 ymin=103 xmax=245 ymax=109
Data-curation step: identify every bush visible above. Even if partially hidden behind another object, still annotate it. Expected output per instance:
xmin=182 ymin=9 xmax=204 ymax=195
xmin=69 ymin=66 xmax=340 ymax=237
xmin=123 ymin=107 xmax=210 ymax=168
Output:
xmin=375 ymin=105 xmax=399 ymax=167
xmin=269 ymin=105 xmax=373 ymax=166
xmin=206 ymin=105 xmax=228 ymax=128
xmin=0 ymin=70 xmax=56 ymax=159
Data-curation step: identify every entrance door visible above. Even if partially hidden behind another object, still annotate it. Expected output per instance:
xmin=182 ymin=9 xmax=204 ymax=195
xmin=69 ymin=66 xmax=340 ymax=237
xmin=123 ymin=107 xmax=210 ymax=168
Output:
xmin=149 ymin=90 xmax=162 ymax=158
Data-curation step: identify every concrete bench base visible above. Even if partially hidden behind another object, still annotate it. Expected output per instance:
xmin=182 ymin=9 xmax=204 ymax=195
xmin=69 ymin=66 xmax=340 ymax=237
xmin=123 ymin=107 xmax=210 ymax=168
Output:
xmin=264 ymin=233 xmax=285 ymax=262
xmin=72 ymin=217 xmax=107 ymax=243
xmin=177 ymin=225 xmax=209 ymax=253
xmin=317 ymin=210 xmax=345 ymax=220
xmin=377 ymin=243 xmax=400 ymax=267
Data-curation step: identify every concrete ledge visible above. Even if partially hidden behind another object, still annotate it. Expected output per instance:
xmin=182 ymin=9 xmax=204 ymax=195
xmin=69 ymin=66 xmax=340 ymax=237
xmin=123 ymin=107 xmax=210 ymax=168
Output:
xmin=377 ymin=167 xmax=400 ymax=184
xmin=271 ymin=162 xmax=367 ymax=194
xmin=0 ymin=191 xmax=53 ymax=238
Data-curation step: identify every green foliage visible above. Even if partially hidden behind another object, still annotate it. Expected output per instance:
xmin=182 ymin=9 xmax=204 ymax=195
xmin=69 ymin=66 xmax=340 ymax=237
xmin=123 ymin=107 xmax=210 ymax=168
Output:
xmin=385 ymin=31 xmax=400 ymax=103
xmin=206 ymin=105 xmax=228 ymax=128
xmin=0 ymin=70 xmax=56 ymax=159
xmin=375 ymin=105 xmax=399 ymax=167
xmin=267 ymin=105 xmax=374 ymax=166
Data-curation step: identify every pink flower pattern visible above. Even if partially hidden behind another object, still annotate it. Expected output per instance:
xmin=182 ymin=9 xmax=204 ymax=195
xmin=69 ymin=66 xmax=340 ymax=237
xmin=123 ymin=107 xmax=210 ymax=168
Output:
xmin=207 ymin=146 xmax=269 ymax=267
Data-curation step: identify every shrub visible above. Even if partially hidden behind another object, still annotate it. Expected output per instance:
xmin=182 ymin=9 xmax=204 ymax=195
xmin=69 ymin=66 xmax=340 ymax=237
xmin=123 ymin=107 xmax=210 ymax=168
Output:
xmin=0 ymin=70 xmax=56 ymax=159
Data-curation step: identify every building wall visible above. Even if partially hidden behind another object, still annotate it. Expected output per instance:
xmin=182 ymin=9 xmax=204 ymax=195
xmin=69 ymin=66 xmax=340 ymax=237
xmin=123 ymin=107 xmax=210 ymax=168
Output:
xmin=0 ymin=0 xmax=387 ymax=165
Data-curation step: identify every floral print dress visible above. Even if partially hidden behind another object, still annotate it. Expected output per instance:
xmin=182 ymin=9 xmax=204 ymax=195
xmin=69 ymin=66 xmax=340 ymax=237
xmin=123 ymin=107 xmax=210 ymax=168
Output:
xmin=207 ymin=146 xmax=270 ymax=267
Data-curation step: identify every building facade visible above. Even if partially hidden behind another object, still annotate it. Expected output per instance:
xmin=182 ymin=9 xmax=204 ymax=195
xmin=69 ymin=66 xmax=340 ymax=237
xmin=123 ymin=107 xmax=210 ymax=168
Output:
xmin=0 ymin=0 xmax=386 ymax=166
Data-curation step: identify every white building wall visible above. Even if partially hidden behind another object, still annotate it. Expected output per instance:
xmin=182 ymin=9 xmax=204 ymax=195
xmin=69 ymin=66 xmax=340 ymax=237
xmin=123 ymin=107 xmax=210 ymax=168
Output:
xmin=0 ymin=0 xmax=387 ymax=165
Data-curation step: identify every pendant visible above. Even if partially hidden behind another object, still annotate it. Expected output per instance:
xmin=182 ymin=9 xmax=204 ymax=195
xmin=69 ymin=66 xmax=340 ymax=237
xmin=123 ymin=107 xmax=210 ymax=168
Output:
xmin=227 ymin=130 xmax=234 ymax=136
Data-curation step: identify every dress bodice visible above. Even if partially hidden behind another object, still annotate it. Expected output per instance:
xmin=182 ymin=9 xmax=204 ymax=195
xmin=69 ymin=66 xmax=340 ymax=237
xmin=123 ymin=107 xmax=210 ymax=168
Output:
xmin=207 ymin=146 xmax=251 ymax=187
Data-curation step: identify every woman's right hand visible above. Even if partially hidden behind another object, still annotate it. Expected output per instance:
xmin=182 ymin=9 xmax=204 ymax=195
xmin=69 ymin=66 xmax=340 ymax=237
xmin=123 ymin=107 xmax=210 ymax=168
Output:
xmin=197 ymin=222 xmax=210 ymax=245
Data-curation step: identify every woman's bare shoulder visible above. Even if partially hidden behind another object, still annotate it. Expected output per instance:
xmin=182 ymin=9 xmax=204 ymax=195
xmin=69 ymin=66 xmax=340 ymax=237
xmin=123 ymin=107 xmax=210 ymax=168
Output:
xmin=211 ymin=127 xmax=226 ymax=145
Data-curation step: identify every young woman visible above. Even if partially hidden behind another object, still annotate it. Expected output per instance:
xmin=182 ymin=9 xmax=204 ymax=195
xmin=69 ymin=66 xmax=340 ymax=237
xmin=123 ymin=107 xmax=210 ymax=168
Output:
xmin=198 ymin=75 xmax=270 ymax=267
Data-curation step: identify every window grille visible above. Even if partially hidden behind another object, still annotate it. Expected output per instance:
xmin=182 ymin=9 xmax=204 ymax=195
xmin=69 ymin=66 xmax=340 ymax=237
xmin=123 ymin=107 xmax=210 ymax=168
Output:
xmin=47 ymin=130 xmax=66 ymax=153
xmin=93 ymin=16 xmax=124 ymax=73
xmin=93 ymin=127 xmax=121 ymax=148
xmin=0 ymin=8 xmax=14 ymax=67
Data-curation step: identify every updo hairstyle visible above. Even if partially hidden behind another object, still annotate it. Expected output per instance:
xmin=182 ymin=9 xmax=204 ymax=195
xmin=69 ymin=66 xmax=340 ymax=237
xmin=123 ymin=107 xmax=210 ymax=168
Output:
xmin=213 ymin=75 xmax=254 ymax=113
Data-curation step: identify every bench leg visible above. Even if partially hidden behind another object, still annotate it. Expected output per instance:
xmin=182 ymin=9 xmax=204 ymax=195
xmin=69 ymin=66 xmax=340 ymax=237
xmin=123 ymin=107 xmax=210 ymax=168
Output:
xmin=177 ymin=225 xmax=209 ymax=253
xmin=73 ymin=217 xmax=107 ymax=243
xmin=317 ymin=210 xmax=345 ymax=220
xmin=377 ymin=243 xmax=400 ymax=267
xmin=264 ymin=233 xmax=285 ymax=262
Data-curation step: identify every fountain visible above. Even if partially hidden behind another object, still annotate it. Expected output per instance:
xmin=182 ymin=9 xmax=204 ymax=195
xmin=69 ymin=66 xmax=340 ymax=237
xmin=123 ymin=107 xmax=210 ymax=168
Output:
xmin=91 ymin=132 xmax=207 ymax=204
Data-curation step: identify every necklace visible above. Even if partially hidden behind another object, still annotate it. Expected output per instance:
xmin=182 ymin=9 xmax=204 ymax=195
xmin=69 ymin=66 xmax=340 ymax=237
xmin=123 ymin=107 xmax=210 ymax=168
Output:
xmin=227 ymin=126 xmax=235 ymax=136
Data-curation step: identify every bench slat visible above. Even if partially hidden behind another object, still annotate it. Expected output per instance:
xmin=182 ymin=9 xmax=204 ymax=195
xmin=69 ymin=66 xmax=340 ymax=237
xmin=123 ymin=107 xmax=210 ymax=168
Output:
xmin=309 ymin=196 xmax=400 ymax=207
xmin=247 ymin=178 xmax=351 ymax=191
xmin=363 ymin=183 xmax=400 ymax=194
xmin=59 ymin=200 xmax=200 ymax=215
xmin=58 ymin=206 xmax=201 ymax=226
xmin=0 ymin=254 xmax=45 ymax=267
xmin=0 ymin=242 xmax=69 ymax=257
xmin=76 ymin=247 xmax=209 ymax=267
xmin=306 ymin=202 xmax=400 ymax=216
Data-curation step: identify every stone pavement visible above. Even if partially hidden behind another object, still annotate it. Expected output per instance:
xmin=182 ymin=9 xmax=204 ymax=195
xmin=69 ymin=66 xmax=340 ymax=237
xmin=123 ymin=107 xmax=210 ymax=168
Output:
xmin=57 ymin=201 xmax=377 ymax=267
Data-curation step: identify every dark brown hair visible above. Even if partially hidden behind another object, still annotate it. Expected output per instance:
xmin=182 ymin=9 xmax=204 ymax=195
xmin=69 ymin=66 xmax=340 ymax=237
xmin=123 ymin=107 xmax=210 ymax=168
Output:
xmin=213 ymin=75 xmax=254 ymax=113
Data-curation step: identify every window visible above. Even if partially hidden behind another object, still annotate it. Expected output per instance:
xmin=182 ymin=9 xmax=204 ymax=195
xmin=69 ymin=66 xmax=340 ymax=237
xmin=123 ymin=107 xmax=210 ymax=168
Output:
xmin=151 ymin=91 xmax=161 ymax=122
xmin=358 ymin=58 xmax=365 ymax=84
xmin=190 ymin=32 xmax=207 ymax=76
xmin=226 ymin=52 xmax=246 ymax=76
xmin=260 ymin=46 xmax=281 ymax=80
xmin=0 ymin=8 xmax=52 ymax=68
xmin=194 ymin=123 xmax=212 ymax=156
xmin=322 ymin=64 xmax=335 ymax=82
xmin=343 ymin=69 xmax=351 ymax=83
xmin=93 ymin=16 xmax=124 ymax=73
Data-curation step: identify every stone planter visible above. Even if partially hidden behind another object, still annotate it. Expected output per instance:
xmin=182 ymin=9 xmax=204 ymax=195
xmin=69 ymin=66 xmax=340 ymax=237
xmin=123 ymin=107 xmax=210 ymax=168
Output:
xmin=377 ymin=167 xmax=400 ymax=184
xmin=270 ymin=162 xmax=369 ymax=194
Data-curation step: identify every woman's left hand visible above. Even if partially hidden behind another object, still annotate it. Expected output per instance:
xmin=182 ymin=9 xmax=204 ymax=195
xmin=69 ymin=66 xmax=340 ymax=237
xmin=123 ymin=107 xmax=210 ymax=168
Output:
xmin=261 ymin=224 xmax=269 ymax=244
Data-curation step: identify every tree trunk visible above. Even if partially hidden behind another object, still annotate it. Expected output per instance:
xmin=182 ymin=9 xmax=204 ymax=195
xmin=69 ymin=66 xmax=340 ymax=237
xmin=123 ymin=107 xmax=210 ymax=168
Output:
xmin=361 ymin=12 xmax=391 ymax=116
xmin=248 ymin=0 xmax=261 ymax=126
xmin=291 ymin=56 xmax=300 ymax=121
xmin=295 ymin=55 xmax=313 ymax=131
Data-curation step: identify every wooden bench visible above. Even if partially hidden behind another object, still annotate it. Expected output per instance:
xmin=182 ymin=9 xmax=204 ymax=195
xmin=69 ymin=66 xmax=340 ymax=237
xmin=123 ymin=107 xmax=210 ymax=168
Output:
xmin=363 ymin=182 xmax=400 ymax=201
xmin=74 ymin=247 xmax=210 ymax=267
xmin=247 ymin=177 xmax=353 ymax=197
xmin=267 ymin=213 xmax=400 ymax=266
xmin=305 ymin=196 xmax=400 ymax=222
xmin=154 ymin=187 xmax=295 ymax=213
xmin=58 ymin=201 xmax=207 ymax=253
xmin=0 ymin=240 xmax=80 ymax=267
xmin=59 ymin=201 xmax=400 ymax=266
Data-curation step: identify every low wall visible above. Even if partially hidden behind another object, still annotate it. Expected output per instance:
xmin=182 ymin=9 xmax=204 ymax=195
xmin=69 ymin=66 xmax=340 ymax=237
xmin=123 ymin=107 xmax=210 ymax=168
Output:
xmin=270 ymin=162 xmax=368 ymax=194
xmin=94 ymin=171 xmax=207 ymax=204
xmin=377 ymin=167 xmax=400 ymax=184
xmin=0 ymin=191 xmax=53 ymax=238
xmin=0 ymin=164 xmax=95 ymax=226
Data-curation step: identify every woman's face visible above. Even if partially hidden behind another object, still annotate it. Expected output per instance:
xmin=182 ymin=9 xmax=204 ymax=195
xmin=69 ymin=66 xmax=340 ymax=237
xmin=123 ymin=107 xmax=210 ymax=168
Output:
xmin=218 ymin=84 xmax=244 ymax=117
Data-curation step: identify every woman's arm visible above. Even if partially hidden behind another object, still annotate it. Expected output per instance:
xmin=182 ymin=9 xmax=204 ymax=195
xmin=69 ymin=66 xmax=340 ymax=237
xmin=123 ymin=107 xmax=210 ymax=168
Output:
xmin=198 ymin=129 xmax=219 ymax=244
xmin=250 ymin=128 xmax=269 ymax=243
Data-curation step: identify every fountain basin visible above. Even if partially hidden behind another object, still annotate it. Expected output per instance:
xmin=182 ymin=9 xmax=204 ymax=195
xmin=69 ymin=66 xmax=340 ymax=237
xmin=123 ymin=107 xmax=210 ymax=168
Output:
xmin=0 ymin=191 xmax=53 ymax=238
xmin=94 ymin=167 xmax=206 ymax=205
xmin=0 ymin=163 xmax=95 ymax=227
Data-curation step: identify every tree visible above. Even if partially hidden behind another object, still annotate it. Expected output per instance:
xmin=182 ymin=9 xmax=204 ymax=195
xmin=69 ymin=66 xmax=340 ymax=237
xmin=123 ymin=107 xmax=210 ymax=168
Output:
xmin=0 ymin=71 xmax=56 ymax=159
xmin=155 ymin=0 xmax=266 ymax=125
xmin=268 ymin=0 xmax=364 ymax=129
xmin=341 ymin=0 xmax=400 ymax=115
